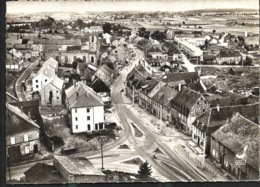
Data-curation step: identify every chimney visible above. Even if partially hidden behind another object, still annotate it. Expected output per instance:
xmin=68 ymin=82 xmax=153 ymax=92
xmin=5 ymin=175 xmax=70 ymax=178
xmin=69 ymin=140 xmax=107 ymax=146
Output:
xmin=178 ymin=82 xmax=181 ymax=91
xmin=216 ymin=104 xmax=220 ymax=112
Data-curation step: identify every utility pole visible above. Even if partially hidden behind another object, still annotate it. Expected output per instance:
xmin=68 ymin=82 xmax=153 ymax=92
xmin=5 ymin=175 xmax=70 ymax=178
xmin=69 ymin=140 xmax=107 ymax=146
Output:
xmin=100 ymin=137 xmax=104 ymax=170
xmin=132 ymin=85 xmax=135 ymax=107
xmin=7 ymin=155 xmax=11 ymax=181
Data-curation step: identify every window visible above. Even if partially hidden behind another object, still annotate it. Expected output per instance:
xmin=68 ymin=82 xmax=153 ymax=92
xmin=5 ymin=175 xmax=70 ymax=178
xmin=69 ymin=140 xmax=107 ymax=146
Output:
xmin=86 ymin=108 xmax=90 ymax=113
xmin=75 ymin=117 xmax=78 ymax=121
xmin=75 ymin=109 xmax=77 ymax=113
xmin=10 ymin=137 xmax=15 ymax=145
xmin=197 ymin=101 xmax=199 ymax=105
xmin=36 ymin=85 xmax=38 ymax=88
xmin=91 ymin=56 xmax=94 ymax=63
xmin=24 ymin=134 xmax=28 ymax=142
xmin=95 ymin=123 xmax=98 ymax=130
xmin=92 ymin=36 xmax=95 ymax=43
xmin=87 ymin=124 xmax=91 ymax=131
xmin=25 ymin=146 xmax=30 ymax=154
xmin=36 ymin=80 xmax=38 ymax=83
xmin=75 ymin=125 xmax=78 ymax=129
xmin=57 ymin=97 xmax=59 ymax=99
xmin=45 ymin=79 xmax=47 ymax=82
xmin=57 ymin=91 xmax=59 ymax=93
xmin=99 ymin=123 xmax=103 ymax=130
xmin=87 ymin=116 xmax=90 ymax=120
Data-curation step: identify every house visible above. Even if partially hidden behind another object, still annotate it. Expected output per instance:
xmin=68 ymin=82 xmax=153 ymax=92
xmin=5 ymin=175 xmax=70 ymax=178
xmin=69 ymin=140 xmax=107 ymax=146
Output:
xmin=40 ymin=76 xmax=64 ymax=106
xmin=112 ymin=45 xmax=126 ymax=64
xmin=138 ymin=80 xmax=160 ymax=110
xmin=171 ymin=87 xmax=210 ymax=134
xmin=161 ymin=72 xmax=200 ymax=85
xmin=90 ymin=78 xmax=111 ymax=104
xmin=211 ymin=113 xmax=259 ymax=180
xmin=178 ymin=40 xmax=203 ymax=58
xmin=151 ymin=85 xmax=178 ymax=121
xmin=100 ymin=55 xmax=118 ymax=76
xmin=229 ymin=67 xmax=244 ymax=76
xmin=24 ymin=163 xmax=65 ymax=183
xmin=192 ymin=103 xmax=259 ymax=156
xmin=13 ymin=44 xmax=33 ymax=61
xmin=6 ymin=104 xmax=40 ymax=162
xmin=9 ymin=100 xmax=40 ymax=120
xmin=89 ymin=26 xmax=103 ymax=34
xmin=202 ymin=51 xmax=218 ymax=64
xmin=65 ymin=82 xmax=105 ymax=133
xmin=95 ymin=64 xmax=114 ymax=87
xmin=6 ymin=52 xmax=24 ymax=72
xmin=147 ymin=45 xmax=168 ymax=60
xmin=216 ymin=50 xmax=242 ymax=65
xmin=53 ymin=155 xmax=106 ymax=183
xmin=32 ymin=57 xmax=59 ymax=92
xmin=207 ymin=80 xmax=230 ymax=93
xmin=6 ymin=38 xmax=23 ymax=49
xmin=126 ymin=65 xmax=151 ymax=102
xmin=103 ymin=33 xmax=112 ymax=44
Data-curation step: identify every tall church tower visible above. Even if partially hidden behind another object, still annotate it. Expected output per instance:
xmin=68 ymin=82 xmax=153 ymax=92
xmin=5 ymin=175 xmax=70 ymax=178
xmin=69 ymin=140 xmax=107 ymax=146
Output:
xmin=88 ymin=34 xmax=98 ymax=65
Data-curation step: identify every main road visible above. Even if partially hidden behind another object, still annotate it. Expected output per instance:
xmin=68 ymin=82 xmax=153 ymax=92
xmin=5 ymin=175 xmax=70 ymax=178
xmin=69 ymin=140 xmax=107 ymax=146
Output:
xmin=110 ymin=47 xmax=206 ymax=181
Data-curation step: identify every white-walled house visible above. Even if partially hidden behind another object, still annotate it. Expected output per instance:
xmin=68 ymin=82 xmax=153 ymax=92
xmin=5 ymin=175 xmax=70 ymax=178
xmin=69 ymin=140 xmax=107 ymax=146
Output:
xmin=40 ymin=76 xmax=64 ymax=106
xmin=65 ymin=82 xmax=105 ymax=134
xmin=32 ymin=57 xmax=58 ymax=92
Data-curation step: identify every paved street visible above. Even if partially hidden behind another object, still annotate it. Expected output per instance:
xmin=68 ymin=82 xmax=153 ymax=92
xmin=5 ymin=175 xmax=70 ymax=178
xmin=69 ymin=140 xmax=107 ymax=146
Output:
xmin=15 ymin=59 xmax=39 ymax=101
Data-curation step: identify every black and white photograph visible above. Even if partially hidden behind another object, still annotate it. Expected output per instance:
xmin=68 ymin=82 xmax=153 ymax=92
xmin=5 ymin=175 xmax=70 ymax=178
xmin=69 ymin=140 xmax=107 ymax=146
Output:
xmin=5 ymin=0 xmax=259 ymax=184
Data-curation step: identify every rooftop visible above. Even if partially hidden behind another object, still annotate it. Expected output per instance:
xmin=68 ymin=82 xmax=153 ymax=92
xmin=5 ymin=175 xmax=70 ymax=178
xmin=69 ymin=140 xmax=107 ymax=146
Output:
xmin=54 ymin=155 xmax=105 ymax=176
xmin=6 ymin=103 xmax=40 ymax=136
xmin=161 ymin=72 xmax=199 ymax=84
xmin=212 ymin=113 xmax=259 ymax=171
xmin=65 ymin=81 xmax=104 ymax=108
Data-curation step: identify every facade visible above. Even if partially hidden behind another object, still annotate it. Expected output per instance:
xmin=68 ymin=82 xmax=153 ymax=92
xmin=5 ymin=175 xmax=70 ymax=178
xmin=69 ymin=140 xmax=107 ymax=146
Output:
xmin=171 ymin=87 xmax=210 ymax=134
xmin=32 ymin=57 xmax=59 ymax=92
xmin=192 ymin=103 xmax=259 ymax=155
xmin=40 ymin=76 xmax=64 ymax=106
xmin=211 ymin=113 xmax=259 ymax=180
xmin=6 ymin=104 xmax=40 ymax=162
xmin=112 ymin=45 xmax=126 ymax=64
xmin=6 ymin=51 xmax=24 ymax=72
xmin=151 ymin=85 xmax=178 ymax=121
xmin=53 ymin=155 xmax=106 ymax=183
xmin=95 ymin=64 xmax=114 ymax=87
xmin=65 ymin=82 xmax=105 ymax=133
xmin=216 ymin=50 xmax=242 ymax=64
xmin=147 ymin=46 xmax=168 ymax=60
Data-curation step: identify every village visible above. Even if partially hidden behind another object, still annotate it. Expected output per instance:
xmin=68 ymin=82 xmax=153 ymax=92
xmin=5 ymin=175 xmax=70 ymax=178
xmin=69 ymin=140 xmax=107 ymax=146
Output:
xmin=5 ymin=6 xmax=259 ymax=184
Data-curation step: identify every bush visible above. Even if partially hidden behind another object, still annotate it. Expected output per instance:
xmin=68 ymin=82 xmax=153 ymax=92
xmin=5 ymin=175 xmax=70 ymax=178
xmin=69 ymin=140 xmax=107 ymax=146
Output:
xmin=50 ymin=136 xmax=64 ymax=147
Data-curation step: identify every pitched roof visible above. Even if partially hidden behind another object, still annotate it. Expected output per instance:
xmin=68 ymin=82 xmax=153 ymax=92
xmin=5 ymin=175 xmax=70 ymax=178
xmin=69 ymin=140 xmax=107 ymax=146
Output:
xmin=6 ymin=103 xmax=40 ymax=136
xmin=152 ymin=85 xmax=178 ymax=106
xmin=24 ymin=163 xmax=65 ymax=183
xmin=208 ymin=80 xmax=229 ymax=91
xmin=193 ymin=103 xmax=259 ymax=135
xmin=65 ymin=82 xmax=104 ymax=108
xmin=54 ymin=155 xmax=105 ymax=176
xmin=171 ymin=87 xmax=202 ymax=112
xmin=95 ymin=64 xmax=113 ymax=86
xmin=148 ymin=45 xmax=163 ymax=53
xmin=43 ymin=76 xmax=64 ymax=90
xmin=9 ymin=48 xmax=23 ymax=58
xmin=90 ymin=78 xmax=111 ymax=93
xmin=162 ymin=72 xmax=199 ymax=83
xmin=218 ymin=50 xmax=241 ymax=58
xmin=211 ymin=113 xmax=259 ymax=170
xmin=10 ymin=100 xmax=39 ymax=108
xmin=140 ymin=80 xmax=159 ymax=94
xmin=35 ymin=57 xmax=58 ymax=79
xmin=6 ymin=53 xmax=21 ymax=65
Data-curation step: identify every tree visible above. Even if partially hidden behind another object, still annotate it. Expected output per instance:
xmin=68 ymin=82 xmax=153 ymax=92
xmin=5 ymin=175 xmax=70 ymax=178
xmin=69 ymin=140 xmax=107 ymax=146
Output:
xmin=205 ymin=39 xmax=209 ymax=50
xmin=194 ymin=24 xmax=197 ymax=28
xmin=138 ymin=161 xmax=152 ymax=178
xmin=103 ymin=22 xmax=112 ymax=34
xmin=244 ymin=56 xmax=253 ymax=66
xmin=182 ymin=21 xmax=185 ymax=25
xmin=212 ymin=29 xmax=216 ymax=34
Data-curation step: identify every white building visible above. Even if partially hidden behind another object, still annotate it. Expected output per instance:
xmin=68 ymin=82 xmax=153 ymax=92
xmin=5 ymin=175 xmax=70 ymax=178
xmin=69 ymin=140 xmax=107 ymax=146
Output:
xmin=32 ymin=57 xmax=58 ymax=92
xmin=65 ymin=82 xmax=105 ymax=134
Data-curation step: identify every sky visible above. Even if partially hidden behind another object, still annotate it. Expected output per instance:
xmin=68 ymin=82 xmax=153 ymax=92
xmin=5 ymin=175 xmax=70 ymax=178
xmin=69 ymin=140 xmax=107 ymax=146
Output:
xmin=7 ymin=0 xmax=258 ymax=14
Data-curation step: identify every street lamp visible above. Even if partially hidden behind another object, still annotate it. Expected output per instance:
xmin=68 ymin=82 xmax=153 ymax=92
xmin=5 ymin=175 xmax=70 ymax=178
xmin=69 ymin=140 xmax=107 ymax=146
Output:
xmin=100 ymin=136 xmax=104 ymax=170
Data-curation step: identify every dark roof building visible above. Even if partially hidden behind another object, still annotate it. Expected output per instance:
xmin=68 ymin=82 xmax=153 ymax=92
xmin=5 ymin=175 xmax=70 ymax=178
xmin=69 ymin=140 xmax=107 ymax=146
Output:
xmin=161 ymin=72 xmax=199 ymax=84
